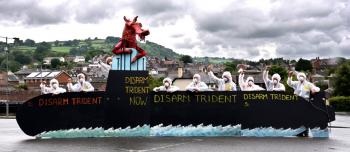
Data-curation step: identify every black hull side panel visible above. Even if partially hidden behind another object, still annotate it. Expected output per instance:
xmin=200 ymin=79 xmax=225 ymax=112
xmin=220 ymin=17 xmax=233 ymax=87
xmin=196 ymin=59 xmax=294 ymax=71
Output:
xmin=16 ymin=70 xmax=335 ymax=136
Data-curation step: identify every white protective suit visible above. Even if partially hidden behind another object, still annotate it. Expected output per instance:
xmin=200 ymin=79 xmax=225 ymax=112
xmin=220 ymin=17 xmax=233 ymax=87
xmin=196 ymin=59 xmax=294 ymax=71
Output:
xmin=99 ymin=57 xmax=112 ymax=78
xmin=239 ymin=73 xmax=265 ymax=91
xmin=153 ymin=78 xmax=180 ymax=93
xmin=67 ymin=73 xmax=95 ymax=92
xmin=287 ymin=72 xmax=320 ymax=100
xmin=186 ymin=74 xmax=209 ymax=92
xmin=208 ymin=71 xmax=237 ymax=91
xmin=40 ymin=79 xmax=66 ymax=94
xmin=263 ymin=70 xmax=285 ymax=91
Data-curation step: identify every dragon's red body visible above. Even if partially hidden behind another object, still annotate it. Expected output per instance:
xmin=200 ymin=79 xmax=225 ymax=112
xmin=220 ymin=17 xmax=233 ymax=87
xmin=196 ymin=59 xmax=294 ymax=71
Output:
xmin=112 ymin=16 xmax=150 ymax=63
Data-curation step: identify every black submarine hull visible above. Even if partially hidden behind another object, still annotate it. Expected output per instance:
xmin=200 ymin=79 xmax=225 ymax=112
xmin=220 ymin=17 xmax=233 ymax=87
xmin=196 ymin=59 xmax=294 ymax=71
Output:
xmin=16 ymin=70 xmax=335 ymax=136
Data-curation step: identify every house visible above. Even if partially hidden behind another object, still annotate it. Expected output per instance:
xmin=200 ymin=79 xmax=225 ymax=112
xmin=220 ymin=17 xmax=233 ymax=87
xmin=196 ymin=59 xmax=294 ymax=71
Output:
xmin=90 ymin=77 xmax=107 ymax=91
xmin=74 ymin=56 xmax=85 ymax=63
xmin=0 ymin=71 xmax=19 ymax=86
xmin=15 ymin=68 xmax=52 ymax=83
xmin=43 ymin=57 xmax=65 ymax=65
xmin=173 ymin=71 xmax=216 ymax=90
xmin=0 ymin=72 xmax=8 ymax=86
xmin=15 ymin=69 xmax=35 ymax=82
xmin=311 ymin=74 xmax=325 ymax=83
xmin=24 ymin=71 xmax=72 ymax=87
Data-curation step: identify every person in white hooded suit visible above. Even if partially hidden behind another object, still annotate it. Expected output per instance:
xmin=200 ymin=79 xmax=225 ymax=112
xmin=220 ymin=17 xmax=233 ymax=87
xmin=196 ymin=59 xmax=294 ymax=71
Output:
xmin=67 ymin=73 xmax=95 ymax=92
xmin=287 ymin=71 xmax=320 ymax=100
xmin=153 ymin=78 xmax=180 ymax=93
xmin=208 ymin=69 xmax=237 ymax=91
xmin=40 ymin=79 xmax=66 ymax=94
xmin=263 ymin=66 xmax=285 ymax=91
xmin=186 ymin=74 xmax=209 ymax=92
xmin=99 ymin=56 xmax=112 ymax=78
xmin=238 ymin=68 xmax=265 ymax=91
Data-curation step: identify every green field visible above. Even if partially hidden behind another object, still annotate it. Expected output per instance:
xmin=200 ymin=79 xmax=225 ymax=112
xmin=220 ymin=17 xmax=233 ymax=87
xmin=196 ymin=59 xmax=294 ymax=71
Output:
xmin=51 ymin=47 xmax=72 ymax=53
xmin=15 ymin=46 xmax=35 ymax=52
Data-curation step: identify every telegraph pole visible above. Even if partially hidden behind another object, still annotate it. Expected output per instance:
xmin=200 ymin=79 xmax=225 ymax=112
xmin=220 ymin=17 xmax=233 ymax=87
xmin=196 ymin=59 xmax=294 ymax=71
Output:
xmin=1 ymin=36 xmax=20 ymax=117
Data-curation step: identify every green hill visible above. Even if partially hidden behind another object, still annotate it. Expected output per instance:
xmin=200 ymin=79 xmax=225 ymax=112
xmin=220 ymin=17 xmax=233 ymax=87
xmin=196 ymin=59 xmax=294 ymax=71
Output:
xmin=9 ymin=37 xmax=180 ymax=60
xmin=1 ymin=37 xmax=232 ymax=72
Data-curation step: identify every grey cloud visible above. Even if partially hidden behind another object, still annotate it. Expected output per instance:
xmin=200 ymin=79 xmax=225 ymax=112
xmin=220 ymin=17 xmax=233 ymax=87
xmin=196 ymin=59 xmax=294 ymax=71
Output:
xmin=174 ymin=38 xmax=199 ymax=49
xmin=130 ymin=0 xmax=189 ymax=26
xmin=190 ymin=0 xmax=350 ymax=59
xmin=0 ymin=0 xmax=70 ymax=25
xmin=270 ymin=0 xmax=335 ymax=21
xmin=170 ymin=34 xmax=184 ymax=38
xmin=339 ymin=37 xmax=350 ymax=55
xmin=1 ymin=0 xmax=350 ymax=59
xmin=74 ymin=0 xmax=121 ymax=23
xmin=0 ymin=0 xmax=125 ymax=25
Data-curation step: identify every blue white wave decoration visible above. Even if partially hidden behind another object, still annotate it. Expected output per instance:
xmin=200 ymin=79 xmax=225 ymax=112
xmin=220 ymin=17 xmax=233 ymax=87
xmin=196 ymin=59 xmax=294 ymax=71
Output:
xmin=36 ymin=124 xmax=329 ymax=138
xmin=310 ymin=128 xmax=329 ymax=137
xmin=241 ymin=127 xmax=306 ymax=137
xmin=150 ymin=124 xmax=241 ymax=136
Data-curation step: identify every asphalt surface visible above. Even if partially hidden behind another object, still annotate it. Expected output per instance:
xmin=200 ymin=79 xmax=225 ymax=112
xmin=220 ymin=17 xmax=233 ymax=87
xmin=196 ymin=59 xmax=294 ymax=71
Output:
xmin=1 ymin=114 xmax=350 ymax=152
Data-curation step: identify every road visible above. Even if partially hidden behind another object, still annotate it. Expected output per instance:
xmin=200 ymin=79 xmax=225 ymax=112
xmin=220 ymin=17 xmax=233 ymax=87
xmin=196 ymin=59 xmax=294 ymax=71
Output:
xmin=1 ymin=114 xmax=350 ymax=152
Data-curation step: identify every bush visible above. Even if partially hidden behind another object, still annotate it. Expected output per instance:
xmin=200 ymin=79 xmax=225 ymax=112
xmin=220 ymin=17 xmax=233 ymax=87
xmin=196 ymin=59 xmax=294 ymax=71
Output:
xmin=148 ymin=76 xmax=163 ymax=90
xmin=329 ymin=96 xmax=350 ymax=112
xmin=334 ymin=61 xmax=350 ymax=96
xmin=15 ymin=84 xmax=28 ymax=90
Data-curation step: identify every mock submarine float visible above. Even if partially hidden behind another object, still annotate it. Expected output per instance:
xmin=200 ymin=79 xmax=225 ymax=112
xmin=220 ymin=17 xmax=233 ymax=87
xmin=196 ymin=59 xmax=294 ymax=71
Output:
xmin=16 ymin=16 xmax=335 ymax=138
xmin=15 ymin=48 xmax=335 ymax=138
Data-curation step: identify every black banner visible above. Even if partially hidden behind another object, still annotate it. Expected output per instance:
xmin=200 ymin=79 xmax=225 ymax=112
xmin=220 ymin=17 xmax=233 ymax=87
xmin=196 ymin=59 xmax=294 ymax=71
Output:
xmin=16 ymin=70 xmax=335 ymax=136
xmin=149 ymin=91 xmax=334 ymax=129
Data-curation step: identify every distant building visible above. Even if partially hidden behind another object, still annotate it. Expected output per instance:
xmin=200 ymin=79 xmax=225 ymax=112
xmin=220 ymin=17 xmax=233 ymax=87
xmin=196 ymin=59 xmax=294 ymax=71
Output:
xmin=173 ymin=71 xmax=216 ymax=90
xmin=311 ymin=57 xmax=341 ymax=75
xmin=43 ymin=57 xmax=65 ymax=65
xmin=149 ymin=69 xmax=158 ymax=75
xmin=24 ymin=71 xmax=71 ymax=87
xmin=0 ymin=72 xmax=8 ymax=86
xmin=73 ymin=56 xmax=85 ymax=63
xmin=0 ymin=71 xmax=19 ymax=86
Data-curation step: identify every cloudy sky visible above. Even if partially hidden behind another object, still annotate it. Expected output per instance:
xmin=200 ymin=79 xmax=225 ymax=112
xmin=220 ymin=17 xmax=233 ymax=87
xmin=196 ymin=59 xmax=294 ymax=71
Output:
xmin=1 ymin=0 xmax=349 ymax=60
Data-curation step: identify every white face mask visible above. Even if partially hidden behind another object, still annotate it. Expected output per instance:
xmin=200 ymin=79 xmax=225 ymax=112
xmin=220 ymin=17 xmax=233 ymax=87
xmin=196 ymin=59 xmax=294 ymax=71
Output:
xmin=248 ymin=81 xmax=253 ymax=86
xmin=273 ymin=79 xmax=278 ymax=85
xmin=164 ymin=82 xmax=170 ymax=88
xmin=52 ymin=83 xmax=58 ymax=89
xmin=223 ymin=77 xmax=228 ymax=82
xmin=108 ymin=61 xmax=112 ymax=65
xmin=193 ymin=78 xmax=198 ymax=83
xmin=79 ymin=78 xmax=85 ymax=83
xmin=298 ymin=76 xmax=305 ymax=82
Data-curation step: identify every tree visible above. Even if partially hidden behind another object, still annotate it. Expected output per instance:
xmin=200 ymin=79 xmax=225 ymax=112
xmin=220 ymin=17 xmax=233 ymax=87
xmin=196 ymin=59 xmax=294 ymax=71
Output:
xmin=295 ymin=58 xmax=312 ymax=72
xmin=14 ymin=38 xmax=23 ymax=46
xmin=85 ymin=38 xmax=92 ymax=47
xmin=63 ymin=40 xmax=73 ymax=46
xmin=105 ymin=36 xmax=120 ymax=43
xmin=180 ymin=55 xmax=193 ymax=64
xmin=148 ymin=76 xmax=163 ymax=90
xmin=34 ymin=42 xmax=51 ymax=61
xmin=50 ymin=58 xmax=61 ymax=69
xmin=0 ymin=60 xmax=21 ymax=72
xmin=334 ymin=61 xmax=350 ymax=96
xmin=85 ymin=49 xmax=103 ymax=62
xmin=23 ymin=39 xmax=35 ymax=47
xmin=54 ymin=40 xmax=60 ymax=47
xmin=12 ymin=50 xmax=31 ymax=65
xmin=72 ymin=39 xmax=80 ymax=46
xmin=69 ymin=47 xmax=80 ymax=55
xmin=269 ymin=65 xmax=288 ymax=81
xmin=224 ymin=61 xmax=237 ymax=72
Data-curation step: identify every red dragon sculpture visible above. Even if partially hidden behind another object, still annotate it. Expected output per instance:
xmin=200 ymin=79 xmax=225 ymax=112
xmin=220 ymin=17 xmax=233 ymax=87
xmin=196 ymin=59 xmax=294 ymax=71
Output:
xmin=112 ymin=16 xmax=150 ymax=63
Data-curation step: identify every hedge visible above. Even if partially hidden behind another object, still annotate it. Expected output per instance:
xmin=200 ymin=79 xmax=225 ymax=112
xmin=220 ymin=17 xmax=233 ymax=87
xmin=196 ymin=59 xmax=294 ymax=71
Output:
xmin=329 ymin=96 xmax=350 ymax=112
